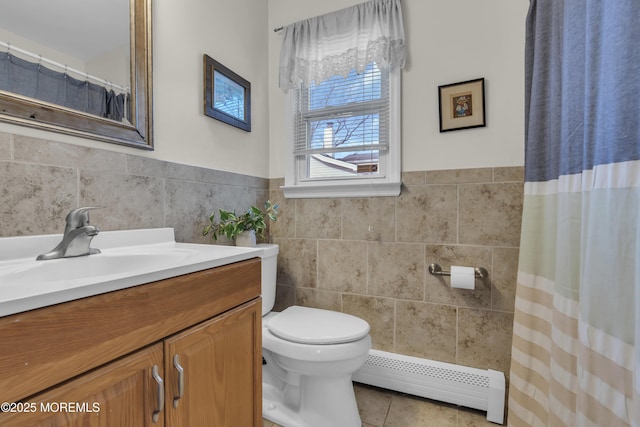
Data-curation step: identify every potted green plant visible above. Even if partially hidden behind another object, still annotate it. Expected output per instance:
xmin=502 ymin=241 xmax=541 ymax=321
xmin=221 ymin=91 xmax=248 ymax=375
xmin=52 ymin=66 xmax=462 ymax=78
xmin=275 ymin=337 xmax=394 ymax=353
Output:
xmin=203 ymin=200 xmax=279 ymax=247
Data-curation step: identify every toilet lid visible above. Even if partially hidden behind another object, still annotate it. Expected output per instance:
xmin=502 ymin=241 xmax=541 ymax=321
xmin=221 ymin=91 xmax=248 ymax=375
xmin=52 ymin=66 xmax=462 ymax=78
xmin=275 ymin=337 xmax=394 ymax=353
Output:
xmin=267 ymin=306 xmax=370 ymax=345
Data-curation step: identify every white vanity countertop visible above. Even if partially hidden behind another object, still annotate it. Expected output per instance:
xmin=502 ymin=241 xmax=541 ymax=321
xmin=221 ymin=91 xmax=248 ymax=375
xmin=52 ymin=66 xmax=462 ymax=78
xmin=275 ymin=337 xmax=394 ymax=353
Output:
xmin=0 ymin=228 xmax=263 ymax=317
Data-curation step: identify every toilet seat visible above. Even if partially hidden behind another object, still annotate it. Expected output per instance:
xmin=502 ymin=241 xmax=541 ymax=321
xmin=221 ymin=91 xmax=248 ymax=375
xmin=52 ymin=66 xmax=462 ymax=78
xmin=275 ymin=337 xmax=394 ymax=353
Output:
xmin=267 ymin=306 xmax=370 ymax=345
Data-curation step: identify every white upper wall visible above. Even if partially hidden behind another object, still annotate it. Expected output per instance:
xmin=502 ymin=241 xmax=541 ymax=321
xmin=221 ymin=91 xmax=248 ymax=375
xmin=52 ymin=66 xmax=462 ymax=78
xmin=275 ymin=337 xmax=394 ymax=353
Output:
xmin=1 ymin=0 xmax=528 ymax=179
xmin=0 ymin=0 xmax=271 ymax=178
xmin=268 ymin=0 xmax=529 ymax=176
xmin=152 ymin=0 xmax=269 ymax=177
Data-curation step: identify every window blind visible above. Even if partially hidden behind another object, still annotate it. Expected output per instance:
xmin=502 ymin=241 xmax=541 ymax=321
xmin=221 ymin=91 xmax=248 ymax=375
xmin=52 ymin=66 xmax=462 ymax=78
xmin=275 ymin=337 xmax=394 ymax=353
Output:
xmin=293 ymin=64 xmax=389 ymax=158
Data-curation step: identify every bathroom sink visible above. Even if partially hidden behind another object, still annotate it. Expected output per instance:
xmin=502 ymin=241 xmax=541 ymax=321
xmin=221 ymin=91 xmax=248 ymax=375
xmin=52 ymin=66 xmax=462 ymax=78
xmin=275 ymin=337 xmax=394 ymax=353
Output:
xmin=0 ymin=228 xmax=263 ymax=317
xmin=1 ymin=249 xmax=194 ymax=284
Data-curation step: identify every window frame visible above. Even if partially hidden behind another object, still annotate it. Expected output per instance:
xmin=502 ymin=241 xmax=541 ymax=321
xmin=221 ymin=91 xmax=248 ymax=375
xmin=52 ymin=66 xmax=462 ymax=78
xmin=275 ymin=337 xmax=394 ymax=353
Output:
xmin=282 ymin=67 xmax=401 ymax=199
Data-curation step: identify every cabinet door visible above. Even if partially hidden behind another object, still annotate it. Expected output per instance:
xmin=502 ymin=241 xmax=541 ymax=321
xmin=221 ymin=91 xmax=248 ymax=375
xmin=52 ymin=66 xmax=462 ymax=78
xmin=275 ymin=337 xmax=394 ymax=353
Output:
xmin=0 ymin=344 xmax=165 ymax=427
xmin=164 ymin=299 xmax=262 ymax=427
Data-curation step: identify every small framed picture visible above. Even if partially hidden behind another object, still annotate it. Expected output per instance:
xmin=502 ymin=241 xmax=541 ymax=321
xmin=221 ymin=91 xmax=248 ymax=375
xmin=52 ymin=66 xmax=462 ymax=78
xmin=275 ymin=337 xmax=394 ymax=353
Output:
xmin=204 ymin=54 xmax=251 ymax=132
xmin=438 ymin=78 xmax=485 ymax=132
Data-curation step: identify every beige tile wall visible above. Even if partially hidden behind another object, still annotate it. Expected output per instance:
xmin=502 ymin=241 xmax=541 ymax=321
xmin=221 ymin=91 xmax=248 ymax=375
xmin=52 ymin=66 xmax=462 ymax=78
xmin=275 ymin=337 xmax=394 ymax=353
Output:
xmin=269 ymin=166 xmax=523 ymax=377
xmin=0 ymin=130 xmax=523 ymax=381
xmin=0 ymin=133 xmax=269 ymax=242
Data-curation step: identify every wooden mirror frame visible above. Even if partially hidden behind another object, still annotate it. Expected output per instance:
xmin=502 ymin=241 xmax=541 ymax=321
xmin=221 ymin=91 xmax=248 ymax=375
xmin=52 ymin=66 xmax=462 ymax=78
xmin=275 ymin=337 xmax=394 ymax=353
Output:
xmin=0 ymin=0 xmax=153 ymax=150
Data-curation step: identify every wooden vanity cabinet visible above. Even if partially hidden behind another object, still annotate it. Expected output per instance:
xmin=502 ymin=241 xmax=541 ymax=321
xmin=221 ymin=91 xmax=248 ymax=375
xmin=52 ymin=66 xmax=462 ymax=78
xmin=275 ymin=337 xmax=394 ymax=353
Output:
xmin=0 ymin=258 xmax=262 ymax=427
xmin=0 ymin=344 xmax=165 ymax=427
xmin=165 ymin=300 xmax=261 ymax=426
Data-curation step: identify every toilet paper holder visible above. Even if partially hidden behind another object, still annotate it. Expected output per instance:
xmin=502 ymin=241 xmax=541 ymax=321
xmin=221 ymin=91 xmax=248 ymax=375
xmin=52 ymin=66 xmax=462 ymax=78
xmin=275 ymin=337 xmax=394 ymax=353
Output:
xmin=428 ymin=263 xmax=489 ymax=280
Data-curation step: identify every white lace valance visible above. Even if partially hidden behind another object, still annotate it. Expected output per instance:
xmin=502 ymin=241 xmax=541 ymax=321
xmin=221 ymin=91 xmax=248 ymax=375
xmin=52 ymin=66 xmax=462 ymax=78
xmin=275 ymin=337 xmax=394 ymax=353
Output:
xmin=278 ymin=0 xmax=406 ymax=93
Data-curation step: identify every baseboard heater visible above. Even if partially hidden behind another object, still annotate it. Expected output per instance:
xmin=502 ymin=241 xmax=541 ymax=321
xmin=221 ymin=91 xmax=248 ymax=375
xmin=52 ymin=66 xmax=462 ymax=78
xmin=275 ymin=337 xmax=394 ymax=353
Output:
xmin=352 ymin=349 xmax=505 ymax=425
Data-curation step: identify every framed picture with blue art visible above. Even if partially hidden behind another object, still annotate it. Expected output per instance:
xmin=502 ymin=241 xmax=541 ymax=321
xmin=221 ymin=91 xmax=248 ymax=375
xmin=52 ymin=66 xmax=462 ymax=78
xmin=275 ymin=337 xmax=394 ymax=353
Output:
xmin=204 ymin=54 xmax=251 ymax=132
xmin=438 ymin=78 xmax=485 ymax=132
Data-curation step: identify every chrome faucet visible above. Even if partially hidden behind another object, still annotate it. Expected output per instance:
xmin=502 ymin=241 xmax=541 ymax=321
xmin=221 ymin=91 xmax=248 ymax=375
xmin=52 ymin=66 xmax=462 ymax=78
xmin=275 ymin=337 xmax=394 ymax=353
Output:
xmin=36 ymin=207 xmax=102 ymax=261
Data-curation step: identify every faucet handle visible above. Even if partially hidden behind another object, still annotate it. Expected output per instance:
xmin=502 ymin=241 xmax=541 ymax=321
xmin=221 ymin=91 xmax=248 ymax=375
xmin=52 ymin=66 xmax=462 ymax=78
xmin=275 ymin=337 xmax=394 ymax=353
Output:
xmin=64 ymin=207 xmax=102 ymax=233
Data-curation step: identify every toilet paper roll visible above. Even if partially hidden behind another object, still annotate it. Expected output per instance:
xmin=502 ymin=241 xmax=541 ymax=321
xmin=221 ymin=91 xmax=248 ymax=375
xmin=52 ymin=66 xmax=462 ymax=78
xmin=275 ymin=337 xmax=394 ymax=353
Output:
xmin=450 ymin=266 xmax=475 ymax=290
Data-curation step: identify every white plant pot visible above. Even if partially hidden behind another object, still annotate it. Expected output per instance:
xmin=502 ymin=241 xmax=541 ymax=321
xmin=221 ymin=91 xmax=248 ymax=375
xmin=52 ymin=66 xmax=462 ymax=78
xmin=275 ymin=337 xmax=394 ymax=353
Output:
xmin=235 ymin=230 xmax=257 ymax=247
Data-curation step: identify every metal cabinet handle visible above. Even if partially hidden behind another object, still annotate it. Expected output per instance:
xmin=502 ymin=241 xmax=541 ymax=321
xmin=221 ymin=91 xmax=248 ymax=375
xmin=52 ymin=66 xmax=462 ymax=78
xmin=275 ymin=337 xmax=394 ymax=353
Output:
xmin=152 ymin=365 xmax=164 ymax=423
xmin=173 ymin=354 xmax=185 ymax=408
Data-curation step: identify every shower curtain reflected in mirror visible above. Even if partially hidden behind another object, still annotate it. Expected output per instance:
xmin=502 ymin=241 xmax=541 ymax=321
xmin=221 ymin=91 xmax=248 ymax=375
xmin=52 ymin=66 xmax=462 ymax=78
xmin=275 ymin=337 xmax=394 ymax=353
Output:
xmin=509 ymin=1 xmax=640 ymax=426
xmin=0 ymin=52 xmax=128 ymax=121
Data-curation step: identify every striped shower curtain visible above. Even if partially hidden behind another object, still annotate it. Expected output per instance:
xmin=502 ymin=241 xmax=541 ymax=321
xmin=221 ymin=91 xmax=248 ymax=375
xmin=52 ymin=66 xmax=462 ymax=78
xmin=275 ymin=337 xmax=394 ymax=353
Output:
xmin=508 ymin=1 xmax=640 ymax=426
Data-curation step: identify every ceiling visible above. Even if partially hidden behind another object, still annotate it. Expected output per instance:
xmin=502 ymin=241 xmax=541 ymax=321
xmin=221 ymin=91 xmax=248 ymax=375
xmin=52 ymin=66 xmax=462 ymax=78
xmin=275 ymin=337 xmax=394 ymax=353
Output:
xmin=0 ymin=0 xmax=129 ymax=61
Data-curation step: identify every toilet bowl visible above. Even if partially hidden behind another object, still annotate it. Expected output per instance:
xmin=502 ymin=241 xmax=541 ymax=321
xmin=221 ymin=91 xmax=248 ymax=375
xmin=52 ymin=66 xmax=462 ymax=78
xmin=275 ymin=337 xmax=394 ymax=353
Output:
xmin=258 ymin=244 xmax=371 ymax=427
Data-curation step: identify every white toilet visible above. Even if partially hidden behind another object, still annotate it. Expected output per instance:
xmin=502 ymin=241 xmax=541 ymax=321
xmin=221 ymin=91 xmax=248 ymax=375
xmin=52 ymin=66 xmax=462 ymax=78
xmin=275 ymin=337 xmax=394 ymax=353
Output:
xmin=258 ymin=244 xmax=371 ymax=427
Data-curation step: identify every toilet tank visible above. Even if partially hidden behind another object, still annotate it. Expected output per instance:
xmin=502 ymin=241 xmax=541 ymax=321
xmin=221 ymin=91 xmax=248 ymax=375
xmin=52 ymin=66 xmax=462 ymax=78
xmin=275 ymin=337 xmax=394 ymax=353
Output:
xmin=257 ymin=243 xmax=278 ymax=316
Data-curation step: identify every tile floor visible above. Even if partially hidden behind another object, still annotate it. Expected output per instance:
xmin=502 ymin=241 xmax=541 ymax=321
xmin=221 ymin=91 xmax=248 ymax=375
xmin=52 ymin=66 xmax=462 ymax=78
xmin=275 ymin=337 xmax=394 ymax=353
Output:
xmin=262 ymin=383 xmax=501 ymax=427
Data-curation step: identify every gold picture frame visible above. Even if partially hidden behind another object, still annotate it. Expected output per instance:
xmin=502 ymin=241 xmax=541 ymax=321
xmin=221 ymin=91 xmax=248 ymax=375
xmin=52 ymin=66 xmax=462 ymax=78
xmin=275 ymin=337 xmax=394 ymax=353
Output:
xmin=438 ymin=78 xmax=485 ymax=132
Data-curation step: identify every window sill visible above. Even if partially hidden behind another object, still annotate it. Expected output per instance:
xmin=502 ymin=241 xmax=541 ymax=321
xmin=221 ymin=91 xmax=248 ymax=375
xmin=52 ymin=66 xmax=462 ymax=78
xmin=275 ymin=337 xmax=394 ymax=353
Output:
xmin=281 ymin=181 xmax=401 ymax=198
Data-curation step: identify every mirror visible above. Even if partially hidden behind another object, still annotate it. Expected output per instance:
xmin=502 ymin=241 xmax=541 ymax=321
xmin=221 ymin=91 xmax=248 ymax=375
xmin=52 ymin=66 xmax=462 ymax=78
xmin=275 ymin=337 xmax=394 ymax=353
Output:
xmin=0 ymin=0 xmax=153 ymax=149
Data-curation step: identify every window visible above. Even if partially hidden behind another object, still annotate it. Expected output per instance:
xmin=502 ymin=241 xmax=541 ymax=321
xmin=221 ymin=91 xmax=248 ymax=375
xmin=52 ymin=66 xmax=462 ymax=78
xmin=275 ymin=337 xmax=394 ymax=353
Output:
xmin=282 ymin=64 xmax=401 ymax=198
xmin=277 ymin=0 xmax=405 ymax=197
